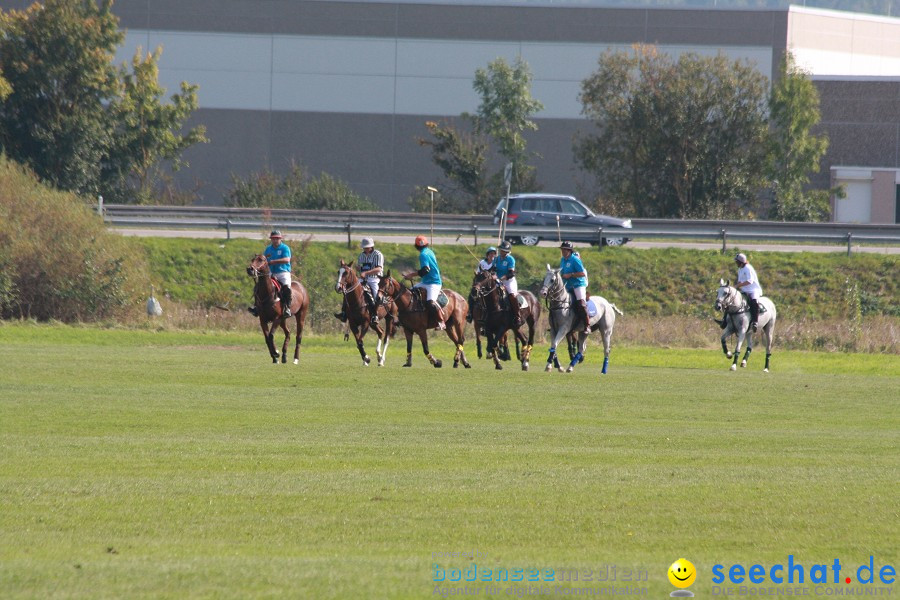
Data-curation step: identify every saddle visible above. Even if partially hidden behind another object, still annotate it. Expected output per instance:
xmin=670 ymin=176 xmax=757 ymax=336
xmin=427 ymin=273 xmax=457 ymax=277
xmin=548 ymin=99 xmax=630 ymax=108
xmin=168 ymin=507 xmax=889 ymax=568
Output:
xmin=738 ymin=291 xmax=767 ymax=314
xmin=413 ymin=287 xmax=449 ymax=311
xmin=498 ymin=289 xmax=528 ymax=311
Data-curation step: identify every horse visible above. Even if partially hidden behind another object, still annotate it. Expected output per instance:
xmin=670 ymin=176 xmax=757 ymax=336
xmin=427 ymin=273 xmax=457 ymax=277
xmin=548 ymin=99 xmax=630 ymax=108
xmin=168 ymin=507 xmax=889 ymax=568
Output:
xmin=247 ymin=254 xmax=310 ymax=364
xmin=715 ymin=279 xmax=776 ymax=372
xmin=468 ymin=269 xmax=514 ymax=362
xmin=471 ymin=276 xmax=541 ymax=371
xmin=334 ymin=259 xmax=398 ymax=366
xmin=539 ymin=264 xmax=623 ymax=374
xmin=377 ymin=272 xmax=471 ymax=369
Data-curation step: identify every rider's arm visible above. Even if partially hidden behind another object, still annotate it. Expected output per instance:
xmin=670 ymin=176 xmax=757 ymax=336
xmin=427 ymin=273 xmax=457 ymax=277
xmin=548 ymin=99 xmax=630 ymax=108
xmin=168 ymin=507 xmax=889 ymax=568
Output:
xmin=268 ymin=257 xmax=290 ymax=265
xmin=417 ymin=265 xmax=431 ymax=277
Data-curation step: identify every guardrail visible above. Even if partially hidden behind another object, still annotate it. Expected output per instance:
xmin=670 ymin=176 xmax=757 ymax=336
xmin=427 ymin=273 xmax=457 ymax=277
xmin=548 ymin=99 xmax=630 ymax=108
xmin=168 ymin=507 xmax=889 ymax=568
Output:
xmin=101 ymin=204 xmax=900 ymax=255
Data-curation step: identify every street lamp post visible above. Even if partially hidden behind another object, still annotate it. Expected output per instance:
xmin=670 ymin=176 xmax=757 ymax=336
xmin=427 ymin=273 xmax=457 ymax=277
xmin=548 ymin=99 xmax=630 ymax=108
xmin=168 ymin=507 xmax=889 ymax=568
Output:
xmin=426 ymin=186 xmax=438 ymax=242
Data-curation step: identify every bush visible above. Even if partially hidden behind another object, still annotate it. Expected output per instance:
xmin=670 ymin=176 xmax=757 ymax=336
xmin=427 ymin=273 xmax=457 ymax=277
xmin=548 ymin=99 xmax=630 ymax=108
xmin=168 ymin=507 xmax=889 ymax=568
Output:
xmin=0 ymin=155 xmax=149 ymax=321
xmin=225 ymin=164 xmax=378 ymax=211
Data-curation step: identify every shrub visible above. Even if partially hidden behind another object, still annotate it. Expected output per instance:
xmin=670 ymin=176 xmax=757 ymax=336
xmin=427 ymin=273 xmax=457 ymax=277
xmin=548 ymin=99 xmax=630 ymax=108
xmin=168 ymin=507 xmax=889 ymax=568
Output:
xmin=0 ymin=155 xmax=149 ymax=321
xmin=225 ymin=164 xmax=378 ymax=211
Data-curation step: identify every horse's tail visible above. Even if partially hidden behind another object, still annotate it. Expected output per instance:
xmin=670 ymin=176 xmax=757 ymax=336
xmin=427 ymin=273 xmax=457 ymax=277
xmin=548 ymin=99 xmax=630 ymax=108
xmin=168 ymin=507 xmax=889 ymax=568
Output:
xmin=609 ymin=303 xmax=624 ymax=316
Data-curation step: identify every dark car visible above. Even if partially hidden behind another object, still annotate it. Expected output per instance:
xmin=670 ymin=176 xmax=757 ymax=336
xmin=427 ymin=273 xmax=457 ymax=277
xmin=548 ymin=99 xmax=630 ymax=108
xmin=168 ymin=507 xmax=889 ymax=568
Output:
xmin=492 ymin=194 xmax=632 ymax=247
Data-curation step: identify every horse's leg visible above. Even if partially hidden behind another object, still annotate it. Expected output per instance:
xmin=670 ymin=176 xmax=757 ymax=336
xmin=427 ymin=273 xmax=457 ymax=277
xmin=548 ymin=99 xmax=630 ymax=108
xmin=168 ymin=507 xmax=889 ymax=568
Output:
xmin=763 ymin=317 xmax=774 ymax=372
xmin=741 ymin=327 xmax=753 ymax=368
xmin=403 ymin=326 xmax=414 ymax=367
xmin=418 ymin=328 xmax=442 ymax=368
xmin=567 ymin=332 xmax=587 ymax=373
xmin=352 ymin=323 xmax=370 ymax=366
xmin=489 ymin=327 xmax=504 ymax=370
xmin=261 ymin=319 xmax=278 ymax=363
xmin=511 ymin=325 xmax=528 ymax=371
xmin=279 ymin=319 xmax=291 ymax=364
xmin=545 ymin=326 xmax=568 ymax=373
xmin=475 ymin=325 xmax=483 ymax=359
xmin=292 ymin=305 xmax=305 ymax=365
xmin=731 ymin=323 xmax=745 ymax=371
xmin=445 ymin=317 xmax=465 ymax=369
xmin=521 ymin=316 xmax=536 ymax=371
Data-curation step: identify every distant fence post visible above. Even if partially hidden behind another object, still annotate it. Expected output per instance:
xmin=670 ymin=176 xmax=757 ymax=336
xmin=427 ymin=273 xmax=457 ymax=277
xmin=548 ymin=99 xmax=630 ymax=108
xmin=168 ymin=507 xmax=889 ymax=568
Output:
xmin=97 ymin=195 xmax=104 ymax=217
xmin=847 ymin=232 xmax=853 ymax=256
xmin=346 ymin=222 xmax=352 ymax=249
xmin=721 ymin=229 xmax=727 ymax=254
xmin=596 ymin=227 xmax=603 ymax=251
xmin=226 ymin=219 xmax=232 ymax=241
xmin=473 ymin=224 xmax=478 ymax=246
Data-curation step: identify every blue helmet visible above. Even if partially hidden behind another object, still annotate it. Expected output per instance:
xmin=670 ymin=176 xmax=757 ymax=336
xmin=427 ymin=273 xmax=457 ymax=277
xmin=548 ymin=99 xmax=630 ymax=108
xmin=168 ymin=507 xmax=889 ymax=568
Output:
xmin=486 ymin=246 xmax=497 ymax=255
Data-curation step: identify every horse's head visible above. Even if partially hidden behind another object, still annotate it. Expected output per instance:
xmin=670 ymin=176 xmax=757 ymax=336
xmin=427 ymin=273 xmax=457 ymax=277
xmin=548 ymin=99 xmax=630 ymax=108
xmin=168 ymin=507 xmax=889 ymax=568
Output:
xmin=715 ymin=278 xmax=735 ymax=312
xmin=378 ymin=270 xmax=401 ymax=299
xmin=335 ymin=259 xmax=358 ymax=293
xmin=473 ymin=274 xmax=500 ymax=298
xmin=539 ymin=264 xmax=562 ymax=299
xmin=247 ymin=254 xmax=269 ymax=278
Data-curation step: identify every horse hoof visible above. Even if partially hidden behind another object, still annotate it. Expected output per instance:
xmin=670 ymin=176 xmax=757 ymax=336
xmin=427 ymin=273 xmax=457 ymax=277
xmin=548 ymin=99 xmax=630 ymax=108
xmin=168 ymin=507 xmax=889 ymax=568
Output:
xmin=740 ymin=360 xmax=747 ymax=368
xmin=463 ymin=362 xmax=471 ymax=369
xmin=764 ymin=368 xmax=769 ymax=373
xmin=293 ymin=359 xmax=299 ymax=365
xmin=378 ymin=361 xmax=385 ymax=367
xmin=433 ymin=360 xmax=443 ymax=368
xmin=495 ymin=364 xmax=503 ymax=370
xmin=453 ymin=361 xmax=459 ymax=368
xmin=522 ymin=363 xmax=528 ymax=371
xmin=364 ymin=356 xmax=371 ymax=365
xmin=726 ymin=352 xmax=733 ymax=359
xmin=403 ymin=363 xmax=412 ymax=368
xmin=730 ymin=364 xmax=737 ymax=371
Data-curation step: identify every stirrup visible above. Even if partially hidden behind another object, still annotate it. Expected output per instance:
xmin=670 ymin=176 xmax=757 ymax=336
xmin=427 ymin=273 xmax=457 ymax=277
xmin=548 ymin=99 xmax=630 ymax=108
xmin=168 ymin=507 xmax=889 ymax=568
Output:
xmin=283 ymin=307 xmax=292 ymax=317
xmin=248 ymin=306 xmax=259 ymax=317
xmin=334 ymin=311 xmax=347 ymax=322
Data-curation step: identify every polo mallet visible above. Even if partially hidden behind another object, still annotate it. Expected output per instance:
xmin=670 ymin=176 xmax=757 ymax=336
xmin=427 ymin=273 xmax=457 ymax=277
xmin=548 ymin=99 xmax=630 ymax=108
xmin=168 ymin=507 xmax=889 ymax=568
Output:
xmin=455 ymin=234 xmax=481 ymax=261
xmin=556 ymin=215 xmax=562 ymax=242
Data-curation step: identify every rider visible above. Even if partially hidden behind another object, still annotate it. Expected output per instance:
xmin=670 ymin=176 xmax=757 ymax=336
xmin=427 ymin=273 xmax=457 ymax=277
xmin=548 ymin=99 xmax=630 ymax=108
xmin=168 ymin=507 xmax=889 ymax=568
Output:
xmin=559 ymin=241 xmax=591 ymax=335
xmin=466 ymin=246 xmax=497 ymax=323
xmin=494 ymin=240 xmax=523 ymax=327
xmin=334 ymin=237 xmax=384 ymax=325
xmin=404 ymin=235 xmax=445 ymax=331
xmin=734 ymin=252 xmax=763 ymax=332
xmin=264 ymin=230 xmax=292 ymax=317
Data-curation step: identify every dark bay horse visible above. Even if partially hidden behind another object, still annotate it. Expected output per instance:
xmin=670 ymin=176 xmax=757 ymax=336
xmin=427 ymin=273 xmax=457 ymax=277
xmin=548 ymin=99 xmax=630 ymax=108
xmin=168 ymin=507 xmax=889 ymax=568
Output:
xmin=377 ymin=272 xmax=471 ymax=369
xmin=468 ymin=269 xmax=513 ymax=361
xmin=471 ymin=276 xmax=541 ymax=371
xmin=247 ymin=255 xmax=310 ymax=364
xmin=334 ymin=259 xmax=398 ymax=366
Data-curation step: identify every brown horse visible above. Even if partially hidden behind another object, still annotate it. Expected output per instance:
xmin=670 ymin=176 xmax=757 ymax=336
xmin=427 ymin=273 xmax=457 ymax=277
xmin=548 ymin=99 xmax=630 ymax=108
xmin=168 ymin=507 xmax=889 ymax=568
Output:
xmin=377 ymin=272 xmax=471 ymax=369
xmin=334 ymin=259 xmax=398 ymax=367
xmin=247 ymin=255 xmax=310 ymax=364
xmin=468 ymin=270 xmax=514 ymax=361
xmin=471 ymin=277 xmax=541 ymax=371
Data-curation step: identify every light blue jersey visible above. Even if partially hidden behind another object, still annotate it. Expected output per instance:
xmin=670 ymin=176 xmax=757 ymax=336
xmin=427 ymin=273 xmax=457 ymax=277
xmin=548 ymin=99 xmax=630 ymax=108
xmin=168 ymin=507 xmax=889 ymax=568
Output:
xmin=560 ymin=254 xmax=586 ymax=290
xmin=418 ymin=247 xmax=442 ymax=285
xmin=494 ymin=254 xmax=515 ymax=279
xmin=264 ymin=243 xmax=292 ymax=274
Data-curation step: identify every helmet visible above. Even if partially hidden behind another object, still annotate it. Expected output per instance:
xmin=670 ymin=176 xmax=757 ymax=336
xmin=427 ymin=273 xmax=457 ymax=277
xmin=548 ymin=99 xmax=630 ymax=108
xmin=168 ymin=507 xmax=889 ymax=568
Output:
xmin=560 ymin=241 xmax=574 ymax=251
xmin=499 ymin=240 xmax=512 ymax=252
xmin=360 ymin=237 xmax=375 ymax=249
xmin=486 ymin=246 xmax=497 ymax=255
xmin=270 ymin=230 xmax=283 ymax=238
xmin=734 ymin=253 xmax=747 ymax=264
xmin=414 ymin=235 xmax=429 ymax=248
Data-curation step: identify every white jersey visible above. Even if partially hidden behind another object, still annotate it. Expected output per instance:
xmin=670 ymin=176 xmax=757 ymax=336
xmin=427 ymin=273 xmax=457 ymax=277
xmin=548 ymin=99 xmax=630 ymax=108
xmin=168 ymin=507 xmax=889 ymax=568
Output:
xmin=477 ymin=258 xmax=494 ymax=273
xmin=737 ymin=264 xmax=762 ymax=299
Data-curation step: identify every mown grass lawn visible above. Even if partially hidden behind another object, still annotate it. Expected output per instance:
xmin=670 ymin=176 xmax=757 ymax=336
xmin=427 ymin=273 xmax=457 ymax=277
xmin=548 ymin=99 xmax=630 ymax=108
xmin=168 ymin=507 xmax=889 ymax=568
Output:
xmin=0 ymin=324 xmax=897 ymax=599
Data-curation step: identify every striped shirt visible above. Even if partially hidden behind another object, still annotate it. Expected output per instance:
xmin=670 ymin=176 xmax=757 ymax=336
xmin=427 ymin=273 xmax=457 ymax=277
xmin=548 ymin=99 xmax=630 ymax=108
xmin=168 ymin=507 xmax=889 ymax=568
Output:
xmin=357 ymin=249 xmax=384 ymax=275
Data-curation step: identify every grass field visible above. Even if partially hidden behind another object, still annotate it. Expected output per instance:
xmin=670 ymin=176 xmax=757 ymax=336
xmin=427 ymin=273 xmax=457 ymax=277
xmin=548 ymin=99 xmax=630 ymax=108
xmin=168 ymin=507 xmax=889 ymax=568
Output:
xmin=1 ymin=323 xmax=898 ymax=599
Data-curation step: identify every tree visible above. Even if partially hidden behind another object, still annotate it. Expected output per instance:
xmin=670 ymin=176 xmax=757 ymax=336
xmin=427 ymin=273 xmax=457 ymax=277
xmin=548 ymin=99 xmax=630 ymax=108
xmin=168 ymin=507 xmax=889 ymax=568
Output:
xmin=102 ymin=47 xmax=207 ymax=204
xmin=469 ymin=57 xmax=544 ymax=192
xmin=414 ymin=57 xmax=543 ymax=213
xmin=225 ymin=163 xmax=378 ymax=211
xmin=0 ymin=70 xmax=10 ymax=101
xmin=0 ymin=0 xmax=122 ymax=195
xmin=576 ymin=45 xmax=770 ymax=219
xmin=766 ymin=53 xmax=832 ymax=222
xmin=0 ymin=0 xmax=206 ymax=202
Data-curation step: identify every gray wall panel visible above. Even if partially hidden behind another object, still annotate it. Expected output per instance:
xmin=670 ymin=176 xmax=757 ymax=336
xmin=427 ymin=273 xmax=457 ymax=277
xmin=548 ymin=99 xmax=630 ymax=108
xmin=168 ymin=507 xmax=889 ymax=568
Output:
xmin=272 ymin=73 xmax=395 ymax=113
xmin=274 ymin=37 xmax=397 ymax=76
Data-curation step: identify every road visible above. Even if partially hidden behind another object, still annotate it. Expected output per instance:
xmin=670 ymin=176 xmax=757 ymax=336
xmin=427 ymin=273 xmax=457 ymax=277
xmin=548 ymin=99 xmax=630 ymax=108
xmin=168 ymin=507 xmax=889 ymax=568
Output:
xmin=110 ymin=227 xmax=900 ymax=254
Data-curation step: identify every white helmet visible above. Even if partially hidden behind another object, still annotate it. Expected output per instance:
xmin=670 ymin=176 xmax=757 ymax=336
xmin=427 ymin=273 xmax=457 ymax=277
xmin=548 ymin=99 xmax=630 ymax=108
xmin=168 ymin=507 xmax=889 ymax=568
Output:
xmin=361 ymin=237 xmax=375 ymax=249
xmin=734 ymin=253 xmax=747 ymax=265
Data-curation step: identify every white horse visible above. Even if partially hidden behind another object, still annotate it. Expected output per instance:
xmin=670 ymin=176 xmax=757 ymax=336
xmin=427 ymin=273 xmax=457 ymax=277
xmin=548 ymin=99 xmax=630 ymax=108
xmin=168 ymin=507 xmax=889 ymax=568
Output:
xmin=715 ymin=279 xmax=777 ymax=372
xmin=539 ymin=265 xmax=623 ymax=374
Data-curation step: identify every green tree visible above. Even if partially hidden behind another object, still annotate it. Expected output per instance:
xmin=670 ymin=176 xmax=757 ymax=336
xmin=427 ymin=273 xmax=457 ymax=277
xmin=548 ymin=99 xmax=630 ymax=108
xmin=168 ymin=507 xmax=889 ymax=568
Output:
xmin=766 ymin=53 xmax=832 ymax=222
xmin=576 ymin=45 xmax=770 ymax=219
xmin=225 ymin=164 xmax=378 ymax=211
xmin=102 ymin=47 xmax=208 ymax=204
xmin=0 ymin=70 xmax=10 ymax=101
xmin=0 ymin=0 xmax=122 ymax=195
xmin=469 ymin=57 xmax=544 ymax=192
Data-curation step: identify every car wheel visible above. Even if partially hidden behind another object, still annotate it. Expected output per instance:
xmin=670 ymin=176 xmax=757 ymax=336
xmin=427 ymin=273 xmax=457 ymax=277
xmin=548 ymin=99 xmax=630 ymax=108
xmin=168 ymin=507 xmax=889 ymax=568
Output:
xmin=518 ymin=235 xmax=540 ymax=247
xmin=603 ymin=237 xmax=624 ymax=247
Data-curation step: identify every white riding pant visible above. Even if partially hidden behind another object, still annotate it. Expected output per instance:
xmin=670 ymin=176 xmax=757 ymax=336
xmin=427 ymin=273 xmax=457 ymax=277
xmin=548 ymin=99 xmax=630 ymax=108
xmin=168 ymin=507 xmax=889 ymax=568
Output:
xmin=413 ymin=282 xmax=441 ymax=302
xmin=500 ymin=277 xmax=518 ymax=295
xmin=570 ymin=286 xmax=587 ymax=302
xmin=364 ymin=277 xmax=379 ymax=299
xmin=273 ymin=272 xmax=291 ymax=287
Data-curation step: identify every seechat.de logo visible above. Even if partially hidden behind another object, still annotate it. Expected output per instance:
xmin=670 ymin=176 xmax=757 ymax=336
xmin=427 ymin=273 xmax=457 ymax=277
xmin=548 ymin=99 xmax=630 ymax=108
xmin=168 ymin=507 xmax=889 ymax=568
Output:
xmin=712 ymin=556 xmax=896 ymax=586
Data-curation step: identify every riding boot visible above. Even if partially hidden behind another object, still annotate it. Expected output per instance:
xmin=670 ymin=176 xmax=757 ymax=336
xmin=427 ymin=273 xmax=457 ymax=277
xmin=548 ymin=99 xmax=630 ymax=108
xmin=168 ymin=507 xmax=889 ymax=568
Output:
xmin=748 ymin=298 xmax=759 ymax=332
xmin=714 ymin=317 xmax=727 ymax=329
xmin=508 ymin=293 xmax=524 ymax=327
xmin=334 ymin=297 xmax=348 ymax=322
xmin=365 ymin=291 xmax=379 ymax=325
xmin=577 ymin=300 xmax=591 ymax=334
xmin=248 ymin=305 xmax=259 ymax=317
xmin=281 ymin=286 xmax=292 ymax=317
xmin=430 ymin=300 xmax=446 ymax=331
xmin=466 ymin=292 xmax=475 ymax=323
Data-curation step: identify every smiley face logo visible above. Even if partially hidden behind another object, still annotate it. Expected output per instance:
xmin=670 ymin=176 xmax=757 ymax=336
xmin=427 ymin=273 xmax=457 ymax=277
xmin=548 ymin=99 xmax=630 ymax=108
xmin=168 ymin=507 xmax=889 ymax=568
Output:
xmin=668 ymin=558 xmax=697 ymax=588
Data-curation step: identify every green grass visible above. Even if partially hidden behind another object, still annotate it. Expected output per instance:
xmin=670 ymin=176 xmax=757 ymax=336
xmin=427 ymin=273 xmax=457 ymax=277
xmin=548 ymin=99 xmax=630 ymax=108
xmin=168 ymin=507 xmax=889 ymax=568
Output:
xmin=1 ymin=324 xmax=898 ymax=599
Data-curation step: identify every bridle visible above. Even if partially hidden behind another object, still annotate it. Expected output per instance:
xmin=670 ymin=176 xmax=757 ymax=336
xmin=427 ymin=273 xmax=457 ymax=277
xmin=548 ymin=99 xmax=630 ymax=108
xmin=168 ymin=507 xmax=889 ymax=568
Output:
xmin=540 ymin=270 xmax=570 ymax=311
xmin=716 ymin=285 xmax=747 ymax=315
xmin=336 ymin=266 xmax=362 ymax=295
